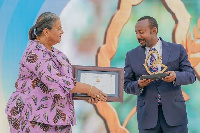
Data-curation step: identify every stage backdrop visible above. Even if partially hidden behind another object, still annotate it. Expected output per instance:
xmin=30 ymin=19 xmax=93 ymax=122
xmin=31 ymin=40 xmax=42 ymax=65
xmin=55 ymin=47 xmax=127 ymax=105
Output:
xmin=1 ymin=0 xmax=200 ymax=133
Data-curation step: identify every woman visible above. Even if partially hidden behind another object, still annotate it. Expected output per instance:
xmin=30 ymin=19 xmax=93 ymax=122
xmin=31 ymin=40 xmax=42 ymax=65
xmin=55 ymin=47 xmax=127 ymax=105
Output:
xmin=5 ymin=12 xmax=107 ymax=133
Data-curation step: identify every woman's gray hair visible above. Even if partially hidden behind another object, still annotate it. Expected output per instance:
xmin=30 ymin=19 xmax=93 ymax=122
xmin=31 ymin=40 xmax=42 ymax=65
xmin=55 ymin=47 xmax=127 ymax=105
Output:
xmin=29 ymin=12 xmax=60 ymax=40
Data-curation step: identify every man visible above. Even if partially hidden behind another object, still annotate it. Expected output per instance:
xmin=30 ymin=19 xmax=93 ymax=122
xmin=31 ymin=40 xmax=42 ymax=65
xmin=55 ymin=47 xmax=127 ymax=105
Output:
xmin=124 ymin=16 xmax=196 ymax=133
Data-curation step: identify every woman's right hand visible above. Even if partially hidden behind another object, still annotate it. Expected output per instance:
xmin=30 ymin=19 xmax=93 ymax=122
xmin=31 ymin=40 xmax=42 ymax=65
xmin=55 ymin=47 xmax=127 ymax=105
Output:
xmin=87 ymin=97 xmax=98 ymax=104
xmin=87 ymin=86 xmax=107 ymax=102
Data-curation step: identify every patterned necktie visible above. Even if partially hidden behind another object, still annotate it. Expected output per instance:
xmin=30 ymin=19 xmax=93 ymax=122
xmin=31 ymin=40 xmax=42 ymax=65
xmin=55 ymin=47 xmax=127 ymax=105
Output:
xmin=149 ymin=48 xmax=158 ymax=73
xmin=149 ymin=48 xmax=161 ymax=105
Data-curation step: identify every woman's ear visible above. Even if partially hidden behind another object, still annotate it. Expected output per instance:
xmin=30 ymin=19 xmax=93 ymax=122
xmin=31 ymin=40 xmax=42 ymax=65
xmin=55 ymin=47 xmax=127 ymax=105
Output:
xmin=43 ymin=28 xmax=49 ymax=38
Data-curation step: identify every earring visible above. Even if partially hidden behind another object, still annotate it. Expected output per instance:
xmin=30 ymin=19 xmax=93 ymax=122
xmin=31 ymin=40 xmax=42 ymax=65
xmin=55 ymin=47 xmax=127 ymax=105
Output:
xmin=45 ymin=34 xmax=49 ymax=38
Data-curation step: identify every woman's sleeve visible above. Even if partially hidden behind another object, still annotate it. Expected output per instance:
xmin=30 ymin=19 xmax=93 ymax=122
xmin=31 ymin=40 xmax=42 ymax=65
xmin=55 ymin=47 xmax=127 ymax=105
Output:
xmin=25 ymin=49 xmax=75 ymax=98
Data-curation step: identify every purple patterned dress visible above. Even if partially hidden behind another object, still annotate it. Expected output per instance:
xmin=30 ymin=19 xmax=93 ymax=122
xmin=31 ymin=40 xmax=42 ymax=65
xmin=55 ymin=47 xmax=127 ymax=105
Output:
xmin=5 ymin=40 xmax=76 ymax=133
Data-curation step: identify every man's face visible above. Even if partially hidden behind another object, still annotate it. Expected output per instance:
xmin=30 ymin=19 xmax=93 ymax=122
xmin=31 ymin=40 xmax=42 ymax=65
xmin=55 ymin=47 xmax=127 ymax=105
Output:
xmin=135 ymin=19 xmax=155 ymax=48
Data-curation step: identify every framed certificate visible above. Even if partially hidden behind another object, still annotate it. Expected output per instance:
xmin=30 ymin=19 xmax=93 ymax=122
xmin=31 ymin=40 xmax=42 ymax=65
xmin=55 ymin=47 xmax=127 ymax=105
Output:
xmin=72 ymin=65 xmax=124 ymax=102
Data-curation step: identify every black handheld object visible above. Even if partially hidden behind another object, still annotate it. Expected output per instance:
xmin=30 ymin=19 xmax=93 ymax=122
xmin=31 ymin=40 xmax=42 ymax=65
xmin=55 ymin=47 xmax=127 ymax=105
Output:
xmin=140 ymin=73 xmax=170 ymax=80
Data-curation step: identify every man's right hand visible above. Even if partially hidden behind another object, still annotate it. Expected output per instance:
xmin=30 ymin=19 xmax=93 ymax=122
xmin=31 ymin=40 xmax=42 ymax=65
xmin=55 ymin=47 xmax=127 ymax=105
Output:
xmin=138 ymin=77 xmax=153 ymax=88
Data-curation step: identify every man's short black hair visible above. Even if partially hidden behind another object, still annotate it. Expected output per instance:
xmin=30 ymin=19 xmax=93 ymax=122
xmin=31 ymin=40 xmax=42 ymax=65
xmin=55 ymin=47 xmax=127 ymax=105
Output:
xmin=138 ymin=16 xmax=158 ymax=33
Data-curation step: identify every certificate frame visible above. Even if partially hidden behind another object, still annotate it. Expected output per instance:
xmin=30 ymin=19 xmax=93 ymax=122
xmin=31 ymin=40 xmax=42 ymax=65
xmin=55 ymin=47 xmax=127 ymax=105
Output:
xmin=72 ymin=65 xmax=124 ymax=102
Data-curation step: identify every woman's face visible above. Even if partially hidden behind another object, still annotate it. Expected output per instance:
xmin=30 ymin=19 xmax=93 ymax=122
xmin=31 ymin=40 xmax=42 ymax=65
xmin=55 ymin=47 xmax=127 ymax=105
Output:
xmin=48 ymin=19 xmax=64 ymax=45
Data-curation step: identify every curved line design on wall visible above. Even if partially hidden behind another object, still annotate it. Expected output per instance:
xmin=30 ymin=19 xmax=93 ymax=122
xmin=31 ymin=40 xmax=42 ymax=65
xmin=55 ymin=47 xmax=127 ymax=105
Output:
xmin=96 ymin=0 xmax=192 ymax=132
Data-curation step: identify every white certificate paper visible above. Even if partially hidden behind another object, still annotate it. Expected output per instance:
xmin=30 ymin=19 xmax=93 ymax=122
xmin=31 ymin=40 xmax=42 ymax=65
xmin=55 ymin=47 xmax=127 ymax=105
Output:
xmin=80 ymin=73 xmax=115 ymax=94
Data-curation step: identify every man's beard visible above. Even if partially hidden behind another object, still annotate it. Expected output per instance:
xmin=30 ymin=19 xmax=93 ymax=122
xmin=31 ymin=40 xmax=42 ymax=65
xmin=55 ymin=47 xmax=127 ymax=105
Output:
xmin=138 ymin=39 xmax=146 ymax=48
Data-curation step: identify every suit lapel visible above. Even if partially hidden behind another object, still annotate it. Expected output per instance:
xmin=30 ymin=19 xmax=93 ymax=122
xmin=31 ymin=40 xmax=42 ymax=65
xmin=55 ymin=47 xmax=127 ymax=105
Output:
xmin=156 ymin=38 xmax=170 ymax=84
xmin=138 ymin=46 xmax=146 ymax=65
xmin=161 ymin=38 xmax=170 ymax=65
xmin=138 ymin=47 xmax=149 ymax=75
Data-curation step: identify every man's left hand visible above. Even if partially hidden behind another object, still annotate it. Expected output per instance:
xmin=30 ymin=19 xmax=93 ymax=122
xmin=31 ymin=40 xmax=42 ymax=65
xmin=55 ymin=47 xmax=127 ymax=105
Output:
xmin=162 ymin=71 xmax=176 ymax=82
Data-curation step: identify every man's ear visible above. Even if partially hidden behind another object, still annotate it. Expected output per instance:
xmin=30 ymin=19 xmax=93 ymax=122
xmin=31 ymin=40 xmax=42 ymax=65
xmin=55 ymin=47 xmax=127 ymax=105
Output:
xmin=152 ymin=27 xmax=157 ymax=34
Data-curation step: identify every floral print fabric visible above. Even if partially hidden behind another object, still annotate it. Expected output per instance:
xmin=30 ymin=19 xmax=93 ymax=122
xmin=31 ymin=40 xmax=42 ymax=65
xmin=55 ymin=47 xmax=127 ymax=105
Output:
xmin=8 ymin=115 xmax=72 ymax=133
xmin=6 ymin=40 xmax=76 ymax=131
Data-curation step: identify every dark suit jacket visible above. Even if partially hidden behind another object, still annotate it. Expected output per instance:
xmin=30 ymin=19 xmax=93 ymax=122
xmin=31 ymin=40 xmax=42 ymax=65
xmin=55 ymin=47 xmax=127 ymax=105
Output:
xmin=124 ymin=37 xmax=196 ymax=130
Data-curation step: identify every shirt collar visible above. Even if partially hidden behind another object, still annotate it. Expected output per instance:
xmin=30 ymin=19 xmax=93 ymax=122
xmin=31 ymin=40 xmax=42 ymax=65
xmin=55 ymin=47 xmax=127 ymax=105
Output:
xmin=32 ymin=39 xmax=55 ymax=53
xmin=145 ymin=37 xmax=162 ymax=53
